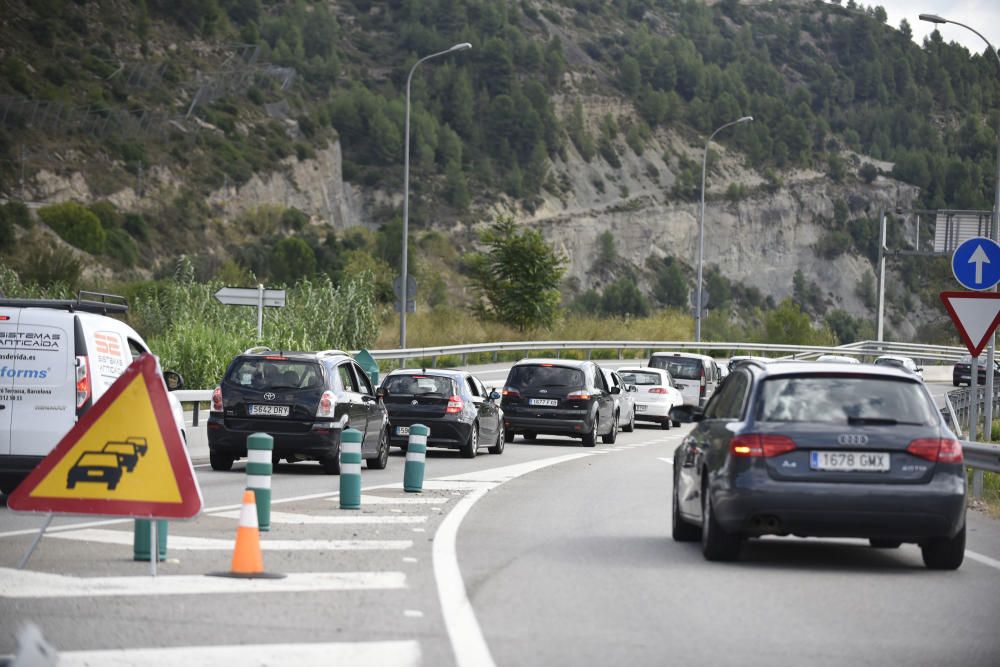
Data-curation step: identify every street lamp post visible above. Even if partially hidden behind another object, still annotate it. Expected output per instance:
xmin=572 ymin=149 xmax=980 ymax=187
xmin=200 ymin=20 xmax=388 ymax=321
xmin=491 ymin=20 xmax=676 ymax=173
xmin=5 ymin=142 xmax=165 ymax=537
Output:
xmin=920 ymin=14 xmax=1000 ymax=450
xmin=400 ymin=42 xmax=471 ymax=350
xmin=695 ymin=115 xmax=753 ymax=343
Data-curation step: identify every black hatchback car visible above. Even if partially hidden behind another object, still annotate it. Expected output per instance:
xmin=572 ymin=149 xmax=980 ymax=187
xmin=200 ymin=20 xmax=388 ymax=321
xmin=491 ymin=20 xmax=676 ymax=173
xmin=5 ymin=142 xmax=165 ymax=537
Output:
xmin=500 ymin=359 xmax=618 ymax=446
xmin=952 ymin=354 xmax=1000 ymax=386
xmin=670 ymin=361 xmax=966 ymax=569
xmin=378 ymin=369 xmax=504 ymax=458
xmin=207 ymin=348 xmax=389 ymax=474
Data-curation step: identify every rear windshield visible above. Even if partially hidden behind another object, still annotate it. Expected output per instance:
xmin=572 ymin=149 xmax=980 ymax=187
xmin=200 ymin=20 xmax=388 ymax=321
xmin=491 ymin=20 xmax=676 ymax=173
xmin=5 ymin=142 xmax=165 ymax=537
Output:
xmin=383 ymin=374 xmax=455 ymax=395
xmin=649 ymin=356 xmax=701 ymax=380
xmin=225 ymin=358 xmax=324 ymax=390
xmin=757 ymin=375 xmax=936 ymax=425
xmin=507 ymin=365 xmax=584 ymax=389
xmin=620 ymin=371 xmax=662 ymax=386
xmin=874 ymin=358 xmax=904 ymax=369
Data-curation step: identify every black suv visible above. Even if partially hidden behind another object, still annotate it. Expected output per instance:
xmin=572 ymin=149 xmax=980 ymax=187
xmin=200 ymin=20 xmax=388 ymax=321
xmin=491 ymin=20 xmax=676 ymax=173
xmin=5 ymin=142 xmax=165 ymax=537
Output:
xmin=207 ymin=348 xmax=388 ymax=474
xmin=500 ymin=359 xmax=618 ymax=446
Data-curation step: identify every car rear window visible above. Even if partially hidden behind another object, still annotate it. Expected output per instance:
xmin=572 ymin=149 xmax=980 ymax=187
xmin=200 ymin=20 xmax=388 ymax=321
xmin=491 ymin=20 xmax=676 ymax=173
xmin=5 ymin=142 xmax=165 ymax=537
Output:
xmin=620 ymin=371 xmax=661 ymax=386
xmin=874 ymin=358 xmax=904 ymax=368
xmin=225 ymin=359 xmax=324 ymax=390
xmin=383 ymin=374 xmax=455 ymax=395
xmin=507 ymin=365 xmax=584 ymax=389
xmin=649 ymin=356 xmax=701 ymax=380
xmin=756 ymin=375 xmax=936 ymax=425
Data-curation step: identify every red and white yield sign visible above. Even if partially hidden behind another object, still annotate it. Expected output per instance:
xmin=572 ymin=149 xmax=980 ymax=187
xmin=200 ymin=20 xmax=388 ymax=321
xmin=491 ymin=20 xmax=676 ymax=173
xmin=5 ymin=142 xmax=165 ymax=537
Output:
xmin=940 ymin=291 xmax=1000 ymax=357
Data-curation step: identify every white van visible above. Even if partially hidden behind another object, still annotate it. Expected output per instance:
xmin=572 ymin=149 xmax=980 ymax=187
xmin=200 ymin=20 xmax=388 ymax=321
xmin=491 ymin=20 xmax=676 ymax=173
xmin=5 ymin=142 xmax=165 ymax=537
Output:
xmin=647 ymin=352 xmax=721 ymax=407
xmin=0 ymin=294 xmax=187 ymax=494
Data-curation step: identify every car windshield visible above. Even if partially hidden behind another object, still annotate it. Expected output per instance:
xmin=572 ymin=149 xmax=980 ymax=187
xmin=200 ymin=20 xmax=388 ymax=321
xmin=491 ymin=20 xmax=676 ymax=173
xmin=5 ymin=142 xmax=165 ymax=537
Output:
xmin=649 ymin=356 xmax=701 ymax=379
xmin=507 ymin=365 xmax=584 ymax=388
xmin=383 ymin=374 xmax=455 ymax=395
xmin=756 ymin=375 xmax=936 ymax=425
xmin=226 ymin=359 xmax=324 ymax=390
xmin=620 ymin=371 xmax=662 ymax=386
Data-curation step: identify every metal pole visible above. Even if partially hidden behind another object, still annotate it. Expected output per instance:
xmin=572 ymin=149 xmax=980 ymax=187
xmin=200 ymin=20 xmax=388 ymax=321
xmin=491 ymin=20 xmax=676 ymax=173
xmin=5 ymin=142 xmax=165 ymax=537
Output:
xmin=970 ymin=357 xmax=980 ymax=441
xmin=257 ymin=283 xmax=264 ymax=340
xmin=150 ymin=519 xmax=157 ymax=577
xmin=17 ymin=513 xmax=53 ymax=570
xmin=876 ymin=209 xmax=886 ymax=341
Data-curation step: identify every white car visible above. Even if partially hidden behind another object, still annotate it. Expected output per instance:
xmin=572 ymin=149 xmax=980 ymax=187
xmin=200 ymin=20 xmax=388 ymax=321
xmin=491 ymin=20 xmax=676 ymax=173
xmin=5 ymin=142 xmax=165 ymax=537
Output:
xmin=603 ymin=368 xmax=637 ymax=433
xmin=874 ymin=354 xmax=923 ymax=379
xmin=816 ymin=354 xmax=860 ymax=364
xmin=0 ymin=294 xmax=187 ymax=495
xmin=617 ymin=367 xmax=683 ymax=429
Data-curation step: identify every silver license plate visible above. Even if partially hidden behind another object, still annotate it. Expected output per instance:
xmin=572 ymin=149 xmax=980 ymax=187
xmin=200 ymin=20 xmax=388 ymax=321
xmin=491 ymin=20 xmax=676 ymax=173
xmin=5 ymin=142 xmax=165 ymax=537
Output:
xmin=249 ymin=404 xmax=289 ymax=417
xmin=529 ymin=398 xmax=558 ymax=407
xmin=810 ymin=451 xmax=889 ymax=472
xmin=635 ymin=404 xmax=647 ymax=412
xmin=396 ymin=426 xmax=410 ymax=436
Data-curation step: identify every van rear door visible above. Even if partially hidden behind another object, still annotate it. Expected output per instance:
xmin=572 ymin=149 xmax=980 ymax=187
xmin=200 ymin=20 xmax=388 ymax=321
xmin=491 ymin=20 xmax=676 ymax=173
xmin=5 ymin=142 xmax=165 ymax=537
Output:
xmin=8 ymin=310 xmax=74 ymax=457
xmin=0 ymin=307 xmax=22 ymax=455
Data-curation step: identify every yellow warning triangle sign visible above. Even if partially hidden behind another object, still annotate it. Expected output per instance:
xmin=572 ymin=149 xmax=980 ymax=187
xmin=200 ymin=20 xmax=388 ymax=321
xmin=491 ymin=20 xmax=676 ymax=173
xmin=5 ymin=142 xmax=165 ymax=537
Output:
xmin=8 ymin=354 xmax=203 ymax=519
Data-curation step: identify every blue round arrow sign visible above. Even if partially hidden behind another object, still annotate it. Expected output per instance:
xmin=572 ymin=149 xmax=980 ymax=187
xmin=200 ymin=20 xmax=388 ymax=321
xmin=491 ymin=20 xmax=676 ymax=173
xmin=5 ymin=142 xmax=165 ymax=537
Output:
xmin=952 ymin=236 xmax=1000 ymax=291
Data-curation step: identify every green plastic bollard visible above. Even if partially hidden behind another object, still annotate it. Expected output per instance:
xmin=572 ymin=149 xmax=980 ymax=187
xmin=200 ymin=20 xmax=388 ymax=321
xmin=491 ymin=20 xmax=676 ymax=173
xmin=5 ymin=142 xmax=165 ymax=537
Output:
xmin=246 ymin=433 xmax=273 ymax=531
xmin=403 ymin=424 xmax=429 ymax=493
xmin=133 ymin=519 xmax=168 ymax=561
xmin=340 ymin=428 xmax=363 ymax=509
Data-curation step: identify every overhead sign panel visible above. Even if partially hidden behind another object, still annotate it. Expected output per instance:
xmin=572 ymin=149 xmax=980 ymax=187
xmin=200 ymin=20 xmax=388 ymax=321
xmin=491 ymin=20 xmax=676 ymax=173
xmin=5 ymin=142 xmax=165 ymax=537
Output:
xmin=934 ymin=211 xmax=994 ymax=253
xmin=8 ymin=354 xmax=203 ymax=519
xmin=939 ymin=291 xmax=1000 ymax=357
xmin=214 ymin=287 xmax=286 ymax=308
xmin=952 ymin=237 xmax=1000 ymax=291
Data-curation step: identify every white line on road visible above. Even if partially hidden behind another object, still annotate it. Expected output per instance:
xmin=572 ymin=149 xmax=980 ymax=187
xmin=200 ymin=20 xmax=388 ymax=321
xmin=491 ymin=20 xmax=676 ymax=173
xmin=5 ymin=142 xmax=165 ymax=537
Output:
xmin=55 ymin=641 xmax=420 ymax=666
xmin=0 ymin=567 xmax=407 ymax=598
xmin=341 ymin=494 xmax=451 ymax=505
xmin=966 ymin=549 xmax=1000 ymax=571
xmin=658 ymin=457 xmax=673 ymax=464
xmin=46 ymin=529 xmax=412 ymax=551
xmin=209 ymin=510 xmax=428 ymax=525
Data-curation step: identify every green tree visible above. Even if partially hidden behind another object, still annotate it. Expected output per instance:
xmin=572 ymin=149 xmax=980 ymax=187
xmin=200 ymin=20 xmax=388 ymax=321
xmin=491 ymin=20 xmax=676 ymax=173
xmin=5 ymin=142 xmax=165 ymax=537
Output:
xmin=650 ymin=256 xmax=687 ymax=307
xmin=600 ymin=277 xmax=649 ymax=317
xmin=467 ymin=215 xmax=565 ymax=331
xmin=269 ymin=237 xmax=317 ymax=284
xmin=37 ymin=201 xmax=106 ymax=254
xmin=762 ymin=299 xmax=834 ymax=345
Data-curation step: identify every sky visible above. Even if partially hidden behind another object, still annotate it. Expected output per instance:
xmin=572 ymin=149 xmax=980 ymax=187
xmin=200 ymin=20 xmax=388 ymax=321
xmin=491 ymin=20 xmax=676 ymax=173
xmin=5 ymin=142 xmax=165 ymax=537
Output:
xmin=844 ymin=1 xmax=1000 ymax=57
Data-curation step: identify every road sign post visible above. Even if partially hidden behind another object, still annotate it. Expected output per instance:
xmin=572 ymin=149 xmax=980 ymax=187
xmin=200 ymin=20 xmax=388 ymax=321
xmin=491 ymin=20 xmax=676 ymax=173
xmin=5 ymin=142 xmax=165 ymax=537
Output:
xmin=214 ymin=285 xmax=287 ymax=339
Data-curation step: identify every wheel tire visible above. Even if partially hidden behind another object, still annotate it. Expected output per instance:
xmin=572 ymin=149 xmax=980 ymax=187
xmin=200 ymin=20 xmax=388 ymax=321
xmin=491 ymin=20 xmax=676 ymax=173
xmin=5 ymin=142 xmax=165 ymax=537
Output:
xmin=582 ymin=416 xmax=598 ymax=447
xmin=321 ymin=453 xmax=341 ymax=475
xmin=701 ymin=480 xmax=741 ymax=561
xmin=210 ymin=452 xmax=234 ymax=471
xmin=672 ymin=420 xmax=681 ymax=428
xmin=461 ymin=423 xmax=479 ymax=458
xmin=504 ymin=428 xmax=515 ymax=443
xmin=366 ymin=427 xmax=390 ymax=470
xmin=602 ymin=413 xmax=618 ymax=444
xmin=489 ymin=424 xmax=505 ymax=454
xmin=661 ymin=419 xmax=671 ymax=430
xmin=623 ymin=408 xmax=635 ymax=433
xmin=921 ymin=524 xmax=965 ymax=570
xmin=522 ymin=431 xmax=536 ymax=442
xmin=272 ymin=452 xmax=281 ymax=467
xmin=869 ymin=538 xmax=902 ymax=549
xmin=672 ymin=477 xmax=700 ymax=542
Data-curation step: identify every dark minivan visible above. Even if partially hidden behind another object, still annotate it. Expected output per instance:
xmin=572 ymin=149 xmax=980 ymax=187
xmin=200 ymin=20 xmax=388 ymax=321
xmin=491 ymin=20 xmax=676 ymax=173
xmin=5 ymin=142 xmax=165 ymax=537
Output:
xmin=500 ymin=359 xmax=618 ymax=446
xmin=207 ymin=348 xmax=388 ymax=474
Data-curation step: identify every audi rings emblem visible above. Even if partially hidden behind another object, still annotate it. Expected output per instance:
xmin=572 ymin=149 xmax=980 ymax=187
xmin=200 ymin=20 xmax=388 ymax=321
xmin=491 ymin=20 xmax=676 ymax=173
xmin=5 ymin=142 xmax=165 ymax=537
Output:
xmin=264 ymin=392 xmax=276 ymax=401
xmin=837 ymin=434 xmax=869 ymax=446
xmin=411 ymin=399 xmax=418 ymax=405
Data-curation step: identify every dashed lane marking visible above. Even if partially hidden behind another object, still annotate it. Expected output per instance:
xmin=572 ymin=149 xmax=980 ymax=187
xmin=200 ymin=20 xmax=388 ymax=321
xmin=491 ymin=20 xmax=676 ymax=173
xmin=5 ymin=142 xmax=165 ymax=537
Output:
xmin=55 ymin=640 xmax=420 ymax=666
xmin=209 ymin=510 xmax=428 ymax=525
xmin=658 ymin=457 xmax=673 ymax=464
xmin=966 ymin=549 xmax=1000 ymax=571
xmin=46 ymin=529 xmax=412 ymax=551
xmin=344 ymin=494 xmax=451 ymax=505
xmin=0 ymin=567 xmax=406 ymax=599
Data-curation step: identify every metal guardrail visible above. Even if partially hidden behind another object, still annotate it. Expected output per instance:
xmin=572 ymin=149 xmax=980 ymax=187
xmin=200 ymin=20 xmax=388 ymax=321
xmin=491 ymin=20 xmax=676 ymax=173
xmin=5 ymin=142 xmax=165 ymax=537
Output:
xmin=964 ymin=441 xmax=1000 ymax=474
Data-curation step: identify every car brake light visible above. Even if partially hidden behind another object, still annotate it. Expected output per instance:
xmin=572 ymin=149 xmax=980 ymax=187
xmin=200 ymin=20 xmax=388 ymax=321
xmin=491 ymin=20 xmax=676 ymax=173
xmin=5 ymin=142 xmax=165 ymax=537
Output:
xmin=317 ymin=390 xmax=337 ymax=418
xmin=700 ymin=367 xmax=706 ymax=397
xmin=567 ymin=390 xmax=591 ymax=400
xmin=907 ymin=438 xmax=963 ymax=463
xmin=211 ymin=386 xmax=222 ymax=412
xmin=649 ymin=387 xmax=669 ymax=394
xmin=75 ymin=355 xmax=91 ymax=409
xmin=265 ymin=355 xmax=285 ymax=360
xmin=446 ymin=395 xmax=464 ymax=413
xmin=730 ymin=434 xmax=797 ymax=457
xmin=502 ymin=387 xmax=520 ymax=398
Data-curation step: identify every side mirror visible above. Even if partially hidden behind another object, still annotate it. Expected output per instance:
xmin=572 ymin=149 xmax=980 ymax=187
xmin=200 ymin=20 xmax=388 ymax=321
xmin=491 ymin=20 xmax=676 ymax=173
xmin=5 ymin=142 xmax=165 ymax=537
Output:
xmin=489 ymin=390 xmax=501 ymax=401
xmin=628 ymin=384 xmax=637 ymax=392
xmin=376 ymin=387 xmax=385 ymax=399
xmin=669 ymin=404 xmax=703 ymax=423
xmin=163 ymin=371 xmax=184 ymax=391
xmin=610 ymin=386 xmax=621 ymax=395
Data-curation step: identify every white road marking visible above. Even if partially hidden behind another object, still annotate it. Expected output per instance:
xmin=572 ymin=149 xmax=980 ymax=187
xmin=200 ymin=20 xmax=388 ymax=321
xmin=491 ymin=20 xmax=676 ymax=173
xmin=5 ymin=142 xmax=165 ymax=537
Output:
xmin=436 ymin=453 xmax=594 ymax=484
xmin=46 ymin=529 xmax=411 ymax=551
xmin=0 ymin=567 xmax=406 ymax=598
xmin=403 ymin=557 xmax=418 ymax=563
xmin=420 ymin=480 xmax=492 ymax=490
xmin=345 ymin=494 xmax=451 ymax=505
xmin=966 ymin=549 xmax=1000 ymax=571
xmin=403 ymin=610 xmax=424 ymax=618
xmin=658 ymin=457 xmax=673 ymax=464
xmin=413 ymin=528 xmax=426 ymax=533
xmin=209 ymin=510 xmax=427 ymax=525
xmin=56 ymin=640 xmax=420 ymax=666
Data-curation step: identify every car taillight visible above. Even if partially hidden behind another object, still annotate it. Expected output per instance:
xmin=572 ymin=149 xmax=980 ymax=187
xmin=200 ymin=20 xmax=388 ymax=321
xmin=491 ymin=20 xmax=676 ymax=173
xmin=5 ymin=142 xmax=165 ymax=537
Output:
xmin=567 ymin=390 xmax=591 ymax=400
xmin=502 ymin=387 xmax=520 ymax=398
xmin=700 ymin=367 xmax=706 ymax=397
xmin=649 ymin=387 xmax=669 ymax=394
xmin=446 ymin=395 xmax=464 ymax=414
xmin=730 ymin=434 xmax=797 ymax=457
xmin=317 ymin=390 xmax=337 ymax=418
xmin=75 ymin=355 xmax=91 ymax=409
xmin=907 ymin=438 xmax=963 ymax=463
xmin=211 ymin=386 xmax=222 ymax=412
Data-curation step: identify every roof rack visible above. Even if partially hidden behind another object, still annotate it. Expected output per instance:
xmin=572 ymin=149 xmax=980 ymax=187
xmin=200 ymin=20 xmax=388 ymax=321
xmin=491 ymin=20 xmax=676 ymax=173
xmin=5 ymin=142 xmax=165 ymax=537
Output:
xmin=243 ymin=346 xmax=272 ymax=355
xmin=0 ymin=290 xmax=129 ymax=315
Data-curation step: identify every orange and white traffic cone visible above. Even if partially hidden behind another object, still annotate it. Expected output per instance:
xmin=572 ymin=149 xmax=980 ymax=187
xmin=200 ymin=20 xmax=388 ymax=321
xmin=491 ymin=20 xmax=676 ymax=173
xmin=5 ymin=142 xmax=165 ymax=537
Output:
xmin=208 ymin=489 xmax=284 ymax=579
